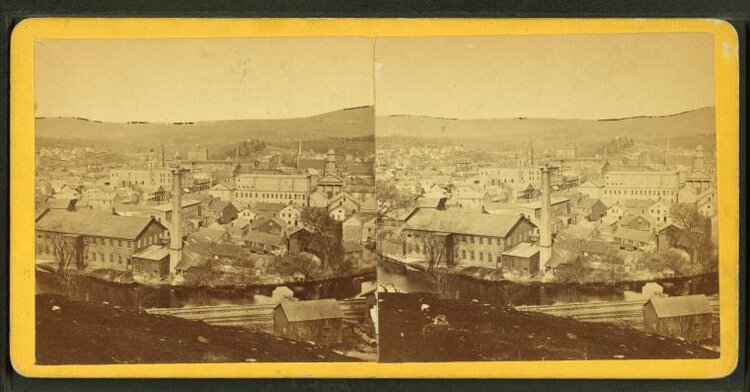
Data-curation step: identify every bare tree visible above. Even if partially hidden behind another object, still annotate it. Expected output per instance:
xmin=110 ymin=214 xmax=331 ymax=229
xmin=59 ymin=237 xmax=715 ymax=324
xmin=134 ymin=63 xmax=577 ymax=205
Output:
xmin=420 ymin=232 xmax=448 ymax=272
xmin=670 ymin=203 xmax=713 ymax=270
xmin=376 ymin=180 xmax=416 ymax=224
xmin=300 ymin=207 xmax=344 ymax=272
xmin=46 ymin=232 xmax=83 ymax=298
xmin=47 ymin=233 xmax=83 ymax=275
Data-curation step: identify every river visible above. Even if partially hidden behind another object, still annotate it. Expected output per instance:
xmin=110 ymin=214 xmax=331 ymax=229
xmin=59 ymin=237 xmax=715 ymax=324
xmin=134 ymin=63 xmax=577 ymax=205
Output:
xmin=37 ymin=270 xmax=376 ymax=310
xmin=378 ymin=260 xmax=719 ymax=306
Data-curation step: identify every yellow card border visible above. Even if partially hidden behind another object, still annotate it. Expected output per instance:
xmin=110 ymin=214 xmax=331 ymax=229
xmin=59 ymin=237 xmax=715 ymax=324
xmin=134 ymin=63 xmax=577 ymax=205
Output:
xmin=10 ymin=18 xmax=740 ymax=379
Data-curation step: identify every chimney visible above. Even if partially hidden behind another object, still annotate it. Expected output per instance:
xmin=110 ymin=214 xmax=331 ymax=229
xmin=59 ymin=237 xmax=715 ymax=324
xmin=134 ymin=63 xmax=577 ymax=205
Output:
xmin=326 ymin=149 xmax=336 ymax=174
xmin=539 ymin=165 xmax=552 ymax=270
xmin=169 ymin=168 xmax=185 ymax=274
xmin=296 ymin=138 xmax=302 ymax=170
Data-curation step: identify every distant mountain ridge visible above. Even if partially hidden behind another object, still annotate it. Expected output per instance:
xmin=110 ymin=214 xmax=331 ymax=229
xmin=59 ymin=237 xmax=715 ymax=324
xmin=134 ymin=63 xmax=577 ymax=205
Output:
xmin=376 ymin=107 xmax=716 ymax=149
xmin=36 ymin=106 xmax=374 ymax=149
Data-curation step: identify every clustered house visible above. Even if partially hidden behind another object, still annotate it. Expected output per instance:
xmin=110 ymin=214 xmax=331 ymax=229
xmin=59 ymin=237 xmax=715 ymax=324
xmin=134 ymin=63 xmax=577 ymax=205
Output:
xmin=401 ymin=209 xmax=537 ymax=273
xmin=35 ymin=209 xmax=167 ymax=272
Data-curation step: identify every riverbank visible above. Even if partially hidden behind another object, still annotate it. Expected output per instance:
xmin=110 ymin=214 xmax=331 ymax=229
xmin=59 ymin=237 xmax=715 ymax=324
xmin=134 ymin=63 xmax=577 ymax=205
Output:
xmin=378 ymin=255 xmax=719 ymax=306
xmin=38 ymin=262 xmax=375 ymax=292
xmin=36 ymin=294 xmax=359 ymax=364
xmin=378 ymin=292 xmax=719 ymax=362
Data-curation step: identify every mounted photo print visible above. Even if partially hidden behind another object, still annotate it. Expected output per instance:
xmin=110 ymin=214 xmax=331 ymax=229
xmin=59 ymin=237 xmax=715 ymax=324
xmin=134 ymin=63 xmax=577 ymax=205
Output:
xmin=9 ymin=18 xmax=740 ymax=379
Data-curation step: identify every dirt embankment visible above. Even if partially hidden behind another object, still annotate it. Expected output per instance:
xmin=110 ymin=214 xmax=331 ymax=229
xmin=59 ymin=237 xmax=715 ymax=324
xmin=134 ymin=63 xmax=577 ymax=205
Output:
xmin=378 ymin=292 xmax=719 ymax=362
xmin=36 ymin=294 xmax=358 ymax=364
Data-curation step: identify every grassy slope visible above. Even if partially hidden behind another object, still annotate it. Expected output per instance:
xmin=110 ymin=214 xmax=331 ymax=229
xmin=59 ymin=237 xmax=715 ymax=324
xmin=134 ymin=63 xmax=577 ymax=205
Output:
xmin=378 ymin=292 xmax=718 ymax=362
xmin=36 ymin=294 xmax=358 ymax=364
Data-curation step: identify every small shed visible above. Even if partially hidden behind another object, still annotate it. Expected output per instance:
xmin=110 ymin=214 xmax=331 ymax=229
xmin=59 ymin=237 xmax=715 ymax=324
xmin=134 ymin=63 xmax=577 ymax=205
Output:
xmin=501 ymin=242 xmax=540 ymax=274
xmin=643 ymin=295 xmax=713 ymax=342
xmin=131 ymin=245 xmax=170 ymax=279
xmin=273 ymin=299 xmax=344 ymax=345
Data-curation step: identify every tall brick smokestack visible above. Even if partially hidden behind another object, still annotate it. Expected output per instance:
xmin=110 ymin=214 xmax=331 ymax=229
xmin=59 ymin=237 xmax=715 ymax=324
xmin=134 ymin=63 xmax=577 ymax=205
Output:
xmin=169 ymin=168 xmax=185 ymax=274
xmin=539 ymin=165 xmax=552 ymax=270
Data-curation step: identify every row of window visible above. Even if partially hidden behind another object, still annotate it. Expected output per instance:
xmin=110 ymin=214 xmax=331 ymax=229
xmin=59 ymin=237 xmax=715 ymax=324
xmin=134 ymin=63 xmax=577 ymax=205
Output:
xmin=84 ymin=237 xmax=133 ymax=248
xmin=85 ymin=251 xmax=131 ymax=266
xmin=83 ymin=233 xmax=160 ymax=249
xmin=455 ymin=234 xmax=504 ymax=246
xmin=604 ymin=189 xmax=675 ymax=196
xmin=235 ymin=191 xmax=306 ymax=201
xmin=457 ymin=248 xmax=502 ymax=263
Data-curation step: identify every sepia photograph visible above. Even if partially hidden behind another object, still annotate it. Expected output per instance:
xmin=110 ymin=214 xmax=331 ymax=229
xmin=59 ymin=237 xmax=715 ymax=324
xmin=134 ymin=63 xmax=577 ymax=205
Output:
xmin=375 ymin=33 xmax=721 ymax=362
xmin=33 ymin=37 xmax=378 ymax=364
xmin=11 ymin=18 xmax=738 ymax=379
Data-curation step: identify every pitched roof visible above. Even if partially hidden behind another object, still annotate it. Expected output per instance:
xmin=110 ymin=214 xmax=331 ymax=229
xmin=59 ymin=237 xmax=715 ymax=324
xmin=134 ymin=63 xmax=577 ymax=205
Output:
xmin=385 ymin=207 xmax=419 ymax=222
xmin=188 ymin=228 xmax=227 ymax=244
xmin=405 ymin=209 xmax=528 ymax=238
xmin=317 ymin=174 xmax=344 ymax=184
xmin=210 ymin=182 xmax=236 ymax=191
xmin=36 ymin=210 xmax=161 ymax=240
xmin=620 ymin=214 xmax=655 ymax=230
xmin=252 ymin=202 xmax=287 ymax=213
xmin=645 ymin=295 xmax=712 ymax=318
xmin=328 ymin=192 xmax=360 ymax=206
xmin=46 ymin=198 xmax=75 ymax=209
xmin=556 ymin=224 xmax=596 ymax=242
xmin=207 ymin=199 xmax=232 ymax=211
xmin=613 ymin=226 xmax=653 ymax=243
xmin=502 ymin=242 xmax=539 ymax=258
xmin=276 ymin=299 xmax=343 ymax=322
xmin=577 ymin=197 xmax=603 ymax=210
xmin=246 ymin=231 xmax=285 ymax=246
xmin=131 ymin=245 xmax=170 ymax=261
xmin=417 ymin=197 xmax=446 ymax=209
xmin=579 ymin=179 xmax=604 ymax=188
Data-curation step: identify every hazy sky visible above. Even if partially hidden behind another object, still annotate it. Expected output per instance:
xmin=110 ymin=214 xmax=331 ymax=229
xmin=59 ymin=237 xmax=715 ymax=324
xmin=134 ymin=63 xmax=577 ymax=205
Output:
xmin=36 ymin=37 xmax=374 ymax=122
xmin=375 ymin=33 xmax=714 ymax=119
xmin=36 ymin=33 xmax=714 ymax=122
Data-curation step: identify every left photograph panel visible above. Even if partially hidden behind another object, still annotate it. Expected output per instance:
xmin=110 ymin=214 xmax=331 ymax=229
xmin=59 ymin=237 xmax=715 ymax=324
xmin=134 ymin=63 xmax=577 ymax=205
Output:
xmin=33 ymin=37 xmax=378 ymax=364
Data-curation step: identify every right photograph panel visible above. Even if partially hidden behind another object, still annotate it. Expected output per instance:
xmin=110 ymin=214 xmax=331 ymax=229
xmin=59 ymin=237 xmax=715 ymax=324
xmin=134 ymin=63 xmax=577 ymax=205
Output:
xmin=375 ymin=33 xmax=720 ymax=362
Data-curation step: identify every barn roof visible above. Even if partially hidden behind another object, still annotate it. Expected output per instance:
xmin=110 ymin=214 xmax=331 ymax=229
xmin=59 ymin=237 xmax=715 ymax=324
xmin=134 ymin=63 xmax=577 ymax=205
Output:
xmin=577 ymin=197 xmax=603 ymax=210
xmin=406 ymin=209 xmax=528 ymax=238
xmin=277 ymin=299 xmax=343 ymax=322
xmin=132 ymin=245 xmax=170 ymax=261
xmin=645 ymin=295 xmax=712 ymax=318
xmin=613 ymin=226 xmax=653 ymax=243
xmin=502 ymin=242 xmax=539 ymax=258
xmin=46 ymin=198 xmax=76 ymax=210
xmin=36 ymin=210 xmax=161 ymax=240
xmin=246 ymin=231 xmax=285 ymax=246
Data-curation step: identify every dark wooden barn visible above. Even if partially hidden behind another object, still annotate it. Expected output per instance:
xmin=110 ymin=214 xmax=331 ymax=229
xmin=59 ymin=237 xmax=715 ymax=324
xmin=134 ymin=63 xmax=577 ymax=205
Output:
xmin=131 ymin=245 xmax=170 ymax=279
xmin=643 ymin=295 xmax=713 ymax=342
xmin=273 ymin=299 xmax=344 ymax=345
